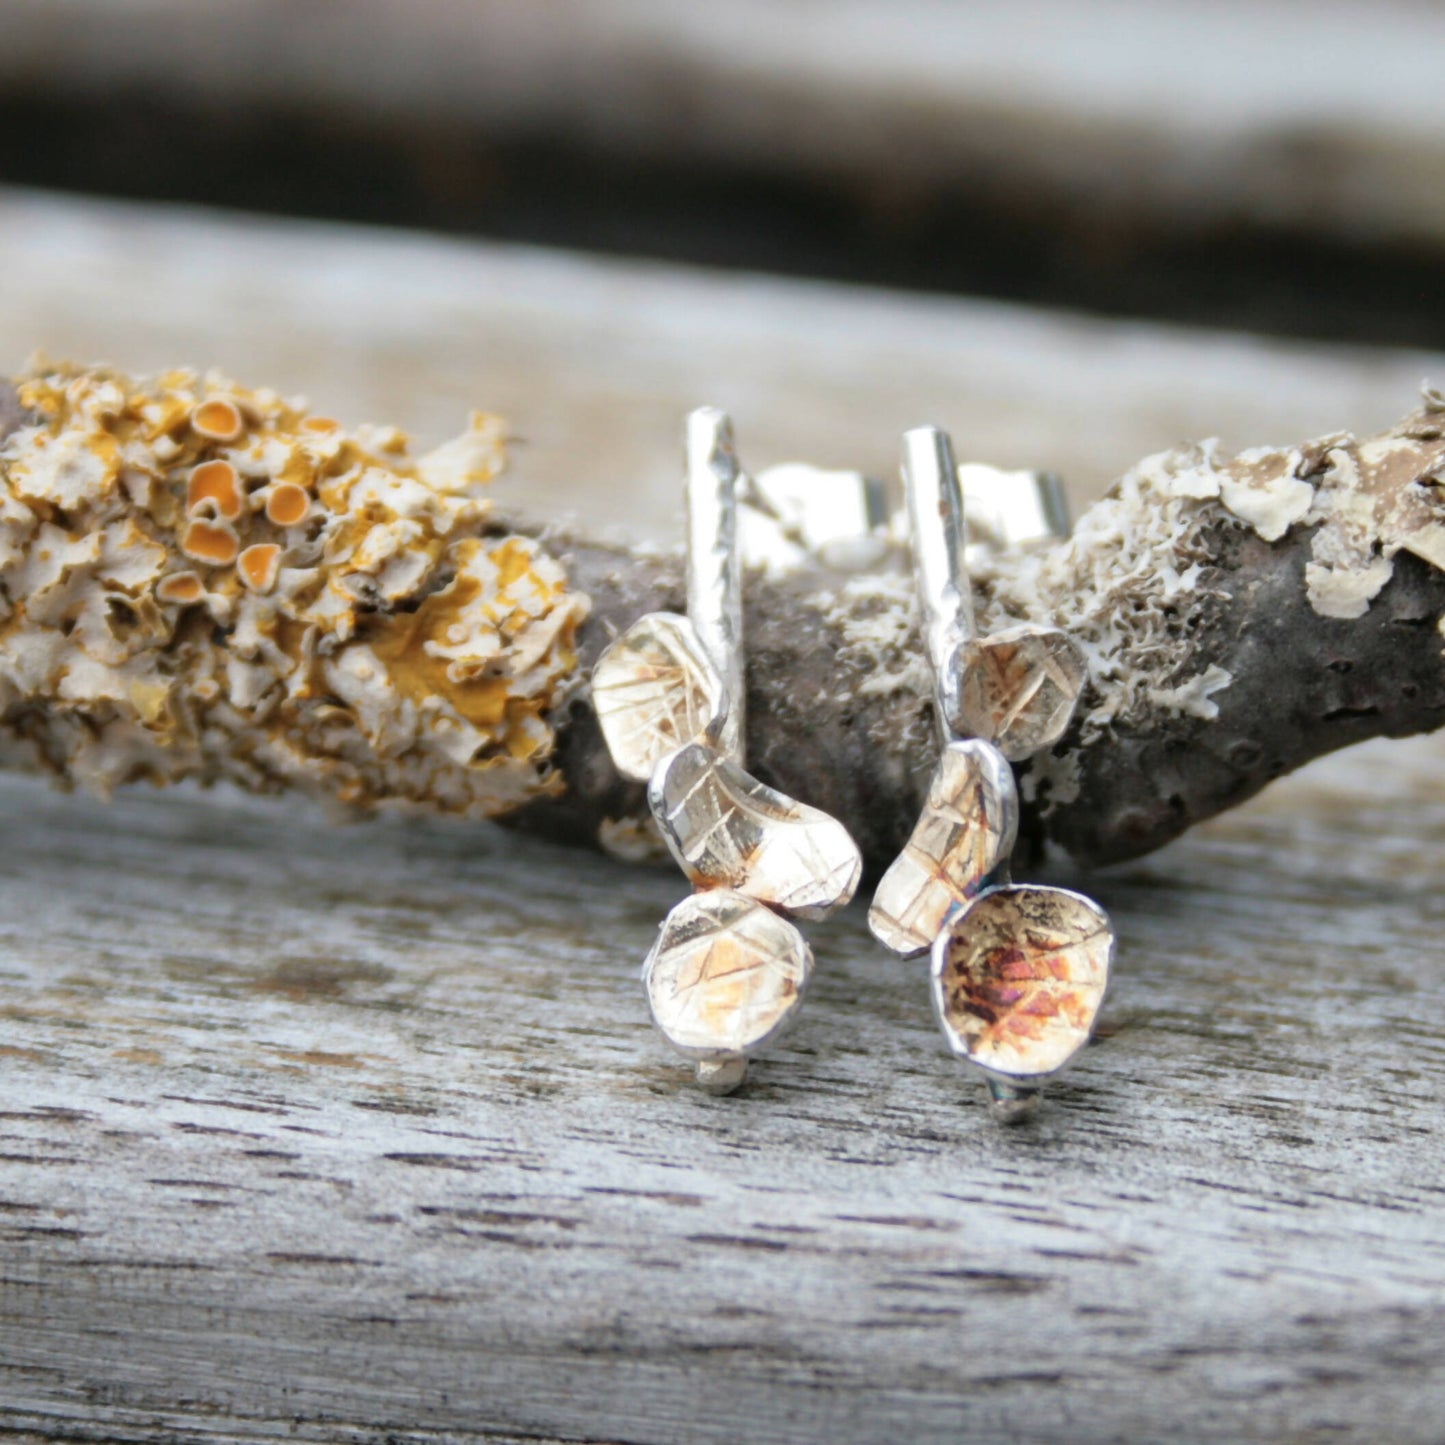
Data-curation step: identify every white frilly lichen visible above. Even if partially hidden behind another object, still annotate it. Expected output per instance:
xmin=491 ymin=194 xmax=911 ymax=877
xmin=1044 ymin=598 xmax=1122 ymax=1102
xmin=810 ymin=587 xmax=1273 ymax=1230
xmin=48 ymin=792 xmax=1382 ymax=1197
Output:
xmin=991 ymin=409 xmax=1445 ymax=741
xmin=0 ymin=362 xmax=589 ymax=814
xmin=823 ymin=399 xmax=1445 ymax=812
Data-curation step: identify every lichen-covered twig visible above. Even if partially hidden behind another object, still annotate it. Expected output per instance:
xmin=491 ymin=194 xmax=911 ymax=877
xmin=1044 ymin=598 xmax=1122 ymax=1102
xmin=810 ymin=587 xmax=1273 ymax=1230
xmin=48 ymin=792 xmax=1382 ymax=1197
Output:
xmin=0 ymin=364 xmax=588 ymax=816
xmin=518 ymin=392 xmax=1445 ymax=870
xmin=3 ymin=362 xmax=1444 ymax=872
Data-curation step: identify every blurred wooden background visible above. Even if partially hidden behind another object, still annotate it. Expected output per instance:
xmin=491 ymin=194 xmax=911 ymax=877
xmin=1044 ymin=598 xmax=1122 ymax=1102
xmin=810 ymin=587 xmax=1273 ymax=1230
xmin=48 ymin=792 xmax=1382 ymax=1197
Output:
xmin=1 ymin=6 xmax=1444 ymax=1443
xmin=1 ymin=188 xmax=1436 ymax=541
xmin=4 ymin=0 xmax=1445 ymax=345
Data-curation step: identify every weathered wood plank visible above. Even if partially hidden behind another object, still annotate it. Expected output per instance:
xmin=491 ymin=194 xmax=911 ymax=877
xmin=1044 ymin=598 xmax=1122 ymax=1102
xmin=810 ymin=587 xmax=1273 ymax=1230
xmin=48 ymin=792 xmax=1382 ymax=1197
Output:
xmin=1 ymin=733 xmax=1444 ymax=1442
xmin=5 ymin=0 xmax=1445 ymax=245
xmin=2 ymin=192 xmax=1445 ymax=1441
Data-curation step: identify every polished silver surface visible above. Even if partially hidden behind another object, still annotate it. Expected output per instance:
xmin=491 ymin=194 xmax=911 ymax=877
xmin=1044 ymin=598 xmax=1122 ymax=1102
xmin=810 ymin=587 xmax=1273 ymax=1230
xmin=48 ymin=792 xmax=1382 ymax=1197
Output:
xmin=901 ymin=425 xmax=974 ymax=742
xmin=930 ymin=884 xmax=1113 ymax=1082
xmin=644 ymin=887 xmax=813 ymax=1076
xmin=956 ymin=623 xmax=1088 ymax=762
xmin=867 ymin=739 xmax=1018 ymax=957
xmin=685 ymin=406 xmax=746 ymax=762
xmin=958 ymin=462 xmax=1071 ymax=559
xmin=649 ymin=740 xmax=862 ymax=921
xmin=591 ymin=612 xmax=728 ymax=783
xmin=740 ymin=462 xmax=891 ymax=574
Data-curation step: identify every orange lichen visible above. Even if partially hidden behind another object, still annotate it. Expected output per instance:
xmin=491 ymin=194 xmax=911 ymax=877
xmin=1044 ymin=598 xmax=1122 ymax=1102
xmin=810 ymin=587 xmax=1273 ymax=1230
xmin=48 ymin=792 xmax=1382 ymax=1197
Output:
xmin=182 ymin=519 xmax=240 ymax=566
xmin=187 ymin=459 xmax=244 ymax=520
xmin=265 ymin=482 xmax=311 ymax=527
xmin=156 ymin=571 xmax=205 ymax=605
xmin=0 ymin=361 xmax=589 ymax=818
xmin=238 ymin=543 xmax=281 ymax=593
xmin=190 ymin=397 xmax=245 ymax=443
xmin=368 ymin=571 xmax=513 ymax=729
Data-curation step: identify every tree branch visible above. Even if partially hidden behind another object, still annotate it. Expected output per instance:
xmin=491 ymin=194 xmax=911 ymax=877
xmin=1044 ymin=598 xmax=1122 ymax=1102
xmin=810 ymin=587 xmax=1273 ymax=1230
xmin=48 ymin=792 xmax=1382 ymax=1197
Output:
xmin=5 ymin=370 xmax=1444 ymax=872
xmin=517 ymin=400 xmax=1445 ymax=868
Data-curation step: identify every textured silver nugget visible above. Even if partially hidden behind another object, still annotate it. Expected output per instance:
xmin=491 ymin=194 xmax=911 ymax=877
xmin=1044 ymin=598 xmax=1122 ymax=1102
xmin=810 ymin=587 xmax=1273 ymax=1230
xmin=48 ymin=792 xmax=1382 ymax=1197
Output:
xmin=592 ymin=408 xmax=862 ymax=1093
xmin=870 ymin=426 xmax=1114 ymax=1120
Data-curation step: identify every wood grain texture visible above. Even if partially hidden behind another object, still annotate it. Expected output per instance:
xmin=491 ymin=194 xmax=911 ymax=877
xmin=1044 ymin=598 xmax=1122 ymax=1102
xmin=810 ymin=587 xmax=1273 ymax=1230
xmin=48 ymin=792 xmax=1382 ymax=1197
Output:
xmin=1 ymin=733 xmax=1444 ymax=1443
xmin=3 ymin=191 xmax=1445 ymax=1441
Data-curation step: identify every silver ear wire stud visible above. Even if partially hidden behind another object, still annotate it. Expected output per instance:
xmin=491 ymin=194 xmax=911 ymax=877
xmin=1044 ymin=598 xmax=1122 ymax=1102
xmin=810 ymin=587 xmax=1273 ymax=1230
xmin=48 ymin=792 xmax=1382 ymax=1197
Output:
xmin=870 ymin=426 xmax=1113 ymax=1122
xmin=957 ymin=462 xmax=1071 ymax=565
xmin=591 ymin=408 xmax=862 ymax=1094
xmin=739 ymin=461 xmax=892 ymax=574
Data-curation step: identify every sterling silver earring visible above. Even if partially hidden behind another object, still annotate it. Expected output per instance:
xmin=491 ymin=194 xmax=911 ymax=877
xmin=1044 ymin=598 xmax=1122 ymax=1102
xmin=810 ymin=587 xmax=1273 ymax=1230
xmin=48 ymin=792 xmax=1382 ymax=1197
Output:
xmin=591 ymin=408 xmax=862 ymax=1093
xmin=870 ymin=426 xmax=1115 ymax=1120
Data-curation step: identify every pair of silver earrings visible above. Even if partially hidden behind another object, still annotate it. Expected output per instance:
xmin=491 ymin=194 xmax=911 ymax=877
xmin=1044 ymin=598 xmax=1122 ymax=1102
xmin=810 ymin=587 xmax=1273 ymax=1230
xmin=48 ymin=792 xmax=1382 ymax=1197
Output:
xmin=591 ymin=409 xmax=1115 ymax=1119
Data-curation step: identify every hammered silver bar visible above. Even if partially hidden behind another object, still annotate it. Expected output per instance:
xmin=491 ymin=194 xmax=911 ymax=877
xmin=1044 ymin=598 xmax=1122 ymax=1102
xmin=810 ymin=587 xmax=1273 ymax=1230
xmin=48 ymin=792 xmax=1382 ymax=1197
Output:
xmin=686 ymin=407 xmax=746 ymax=763
xmin=902 ymin=426 xmax=974 ymax=742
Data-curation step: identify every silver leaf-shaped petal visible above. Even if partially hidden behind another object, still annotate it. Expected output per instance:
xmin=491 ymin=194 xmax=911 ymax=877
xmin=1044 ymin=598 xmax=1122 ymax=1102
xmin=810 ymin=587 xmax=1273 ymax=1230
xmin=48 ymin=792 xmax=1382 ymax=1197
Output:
xmin=649 ymin=742 xmax=862 ymax=920
xmin=930 ymin=884 xmax=1113 ymax=1080
xmin=591 ymin=612 xmax=728 ymax=782
xmin=953 ymin=623 xmax=1088 ymax=762
xmin=868 ymin=739 xmax=1018 ymax=957
xmin=644 ymin=888 xmax=812 ymax=1060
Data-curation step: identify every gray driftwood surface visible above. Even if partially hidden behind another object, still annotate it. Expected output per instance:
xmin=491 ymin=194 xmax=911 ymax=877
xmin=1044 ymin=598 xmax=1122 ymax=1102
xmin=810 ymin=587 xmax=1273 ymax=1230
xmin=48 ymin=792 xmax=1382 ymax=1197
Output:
xmin=3 ymin=739 xmax=1445 ymax=1444
xmin=3 ymin=191 xmax=1445 ymax=1443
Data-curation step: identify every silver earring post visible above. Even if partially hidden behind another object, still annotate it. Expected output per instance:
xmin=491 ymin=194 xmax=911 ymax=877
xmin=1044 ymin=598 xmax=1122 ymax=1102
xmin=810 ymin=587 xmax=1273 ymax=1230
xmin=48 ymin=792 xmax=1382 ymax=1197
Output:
xmin=591 ymin=408 xmax=862 ymax=1094
xmin=871 ymin=426 xmax=1114 ymax=1122
xmin=685 ymin=408 xmax=746 ymax=762
xmin=903 ymin=427 xmax=977 ymax=746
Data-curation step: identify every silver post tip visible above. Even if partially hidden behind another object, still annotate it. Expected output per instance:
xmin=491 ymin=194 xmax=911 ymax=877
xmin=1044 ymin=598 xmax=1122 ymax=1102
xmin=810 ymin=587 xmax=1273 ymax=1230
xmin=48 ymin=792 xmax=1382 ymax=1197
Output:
xmin=986 ymin=1076 xmax=1044 ymax=1124
xmin=695 ymin=1057 xmax=749 ymax=1095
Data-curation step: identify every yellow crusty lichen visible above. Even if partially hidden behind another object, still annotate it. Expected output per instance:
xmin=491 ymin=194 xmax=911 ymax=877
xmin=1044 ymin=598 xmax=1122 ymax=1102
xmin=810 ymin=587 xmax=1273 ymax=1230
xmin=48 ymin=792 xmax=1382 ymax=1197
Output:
xmin=0 ymin=362 xmax=590 ymax=814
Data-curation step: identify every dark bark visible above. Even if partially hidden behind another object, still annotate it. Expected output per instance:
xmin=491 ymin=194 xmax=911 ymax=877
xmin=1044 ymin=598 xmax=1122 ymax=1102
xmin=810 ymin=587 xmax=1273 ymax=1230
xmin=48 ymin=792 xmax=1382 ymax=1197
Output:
xmin=516 ymin=518 xmax=1445 ymax=872
xmin=1042 ymin=522 xmax=1445 ymax=864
